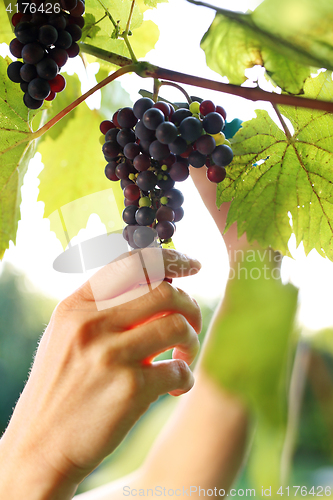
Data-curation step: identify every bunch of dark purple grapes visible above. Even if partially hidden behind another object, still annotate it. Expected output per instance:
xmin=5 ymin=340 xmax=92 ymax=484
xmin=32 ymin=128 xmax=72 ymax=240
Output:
xmin=7 ymin=0 xmax=84 ymax=109
xmin=100 ymin=97 xmax=233 ymax=249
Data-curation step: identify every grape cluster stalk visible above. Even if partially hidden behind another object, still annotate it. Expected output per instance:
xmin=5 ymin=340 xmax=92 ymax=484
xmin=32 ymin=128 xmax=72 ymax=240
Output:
xmin=100 ymin=97 xmax=234 ymax=249
xmin=7 ymin=0 xmax=84 ymax=109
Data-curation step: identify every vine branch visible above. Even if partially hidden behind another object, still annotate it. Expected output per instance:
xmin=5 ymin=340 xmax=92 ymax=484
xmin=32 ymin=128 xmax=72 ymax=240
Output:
xmin=34 ymin=53 xmax=333 ymax=140
xmin=140 ymin=63 xmax=333 ymax=113
xmin=77 ymin=42 xmax=333 ymax=113
xmin=79 ymin=43 xmax=132 ymax=67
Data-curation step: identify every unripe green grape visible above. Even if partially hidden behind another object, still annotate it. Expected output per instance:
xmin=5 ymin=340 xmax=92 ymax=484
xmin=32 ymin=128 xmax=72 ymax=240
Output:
xmin=163 ymin=175 xmax=168 ymax=180
xmin=139 ymin=197 xmax=151 ymax=207
xmin=161 ymin=164 xmax=168 ymax=171
xmin=129 ymin=173 xmax=136 ymax=180
xmin=160 ymin=196 xmax=168 ymax=205
xmin=192 ymin=113 xmax=200 ymax=119
xmin=189 ymin=101 xmax=200 ymax=114
xmin=157 ymin=174 xmax=163 ymax=180
xmin=212 ymin=131 xmax=226 ymax=146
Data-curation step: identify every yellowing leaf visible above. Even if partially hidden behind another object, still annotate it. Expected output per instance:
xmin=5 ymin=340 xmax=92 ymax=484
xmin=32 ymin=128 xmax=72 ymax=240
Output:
xmin=200 ymin=0 xmax=333 ymax=93
xmin=38 ymin=103 xmax=124 ymax=249
xmin=201 ymin=14 xmax=263 ymax=85
xmin=131 ymin=20 xmax=159 ymax=60
xmin=0 ymin=0 xmax=15 ymax=46
xmin=0 ymin=57 xmax=43 ymax=258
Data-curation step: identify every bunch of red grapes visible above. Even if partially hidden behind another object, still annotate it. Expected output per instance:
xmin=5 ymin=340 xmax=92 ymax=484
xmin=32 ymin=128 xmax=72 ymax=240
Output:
xmin=100 ymin=97 xmax=233 ymax=249
xmin=7 ymin=0 xmax=84 ymax=109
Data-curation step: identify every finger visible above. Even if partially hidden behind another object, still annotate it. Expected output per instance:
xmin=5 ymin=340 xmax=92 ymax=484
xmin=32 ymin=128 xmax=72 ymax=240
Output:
xmin=142 ymin=359 xmax=195 ymax=398
xmin=124 ymin=313 xmax=200 ymax=366
xmin=105 ymin=281 xmax=202 ymax=335
xmin=73 ymin=248 xmax=201 ymax=303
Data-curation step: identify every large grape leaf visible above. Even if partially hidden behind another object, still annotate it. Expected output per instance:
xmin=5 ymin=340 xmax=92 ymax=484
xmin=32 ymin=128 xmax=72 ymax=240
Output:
xmin=218 ymin=72 xmax=333 ymax=260
xmin=37 ymin=102 xmax=124 ymax=249
xmin=0 ymin=57 xmax=46 ymax=258
xmin=200 ymin=0 xmax=333 ymax=93
xmin=84 ymin=0 xmax=159 ymax=61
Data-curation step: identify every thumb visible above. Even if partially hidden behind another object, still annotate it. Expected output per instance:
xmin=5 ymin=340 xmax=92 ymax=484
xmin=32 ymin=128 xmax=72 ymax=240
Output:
xmin=73 ymin=248 xmax=201 ymax=303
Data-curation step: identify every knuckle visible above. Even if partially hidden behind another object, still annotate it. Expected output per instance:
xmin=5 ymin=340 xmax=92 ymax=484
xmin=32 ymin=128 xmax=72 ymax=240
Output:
xmin=68 ymin=313 xmax=108 ymax=349
xmin=155 ymin=280 xmax=175 ymax=304
xmin=121 ymin=368 xmax=145 ymax=398
xmin=109 ymin=252 xmax=141 ymax=277
xmin=170 ymin=313 xmax=188 ymax=336
xmin=173 ymin=358 xmax=191 ymax=384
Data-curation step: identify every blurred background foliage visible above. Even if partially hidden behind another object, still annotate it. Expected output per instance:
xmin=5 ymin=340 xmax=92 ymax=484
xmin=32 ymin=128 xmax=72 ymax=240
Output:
xmin=1 ymin=262 xmax=333 ymax=497
xmin=0 ymin=264 xmax=56 ymax=434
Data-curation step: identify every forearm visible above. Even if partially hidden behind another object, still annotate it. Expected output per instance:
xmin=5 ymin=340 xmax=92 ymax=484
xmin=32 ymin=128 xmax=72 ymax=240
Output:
xmin=189 ymin=166 xmax=248 ymax=250
xmin=0 ymin=432 xmax=78 ymax=500
xmin=139 ymin=368 xmax=248 ymax=492
xmin=74 ymin=369 xmax=248 ymax=500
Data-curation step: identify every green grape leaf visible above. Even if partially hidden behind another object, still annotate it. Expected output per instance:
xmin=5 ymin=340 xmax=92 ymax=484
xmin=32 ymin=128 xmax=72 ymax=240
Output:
xmin=38 ymin=103 xmax=124 ymax=249
xmin=1 ymin=0 xmax=15 ymax=45
xmin=201 ymin=14 xmax=263 ymax=86
xmin=84 ymin=0 xmax=159 ymax=60
xmin=141 ymin=0 xmax=167 ymax=7
xmin=81 ymin=14 xmax=101 ymax=43
xmin=0 ymin=56 xmax=45 ymax=258
xmin=200 ymin=0 xmax=333 ymax=93
xmin=218 ymin=72 xmax=333 ymax=260
xmin=136 ymin=0 xmax=167 ymax=10
xmin=253 ymin=0 xmax=333 ymax=68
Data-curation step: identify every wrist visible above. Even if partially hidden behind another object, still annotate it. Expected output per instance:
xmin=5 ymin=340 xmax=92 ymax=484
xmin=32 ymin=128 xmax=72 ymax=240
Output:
xmin=0 ymin=431 xmax=78 ymax=500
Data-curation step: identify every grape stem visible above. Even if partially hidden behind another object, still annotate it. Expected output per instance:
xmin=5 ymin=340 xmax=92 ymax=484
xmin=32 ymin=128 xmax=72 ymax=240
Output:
xmin=96 ymin=0 xmax=118 ymax=29
xmin=159 ymin=81 xmax=192 ymax=104
xmin=125 ymin=0 xmax=136 ymax=34
xmin=32 ymin=65 xmax=137 ymax=139
xmin=272 ymin=104 xmax=292 ymax=140
xmin=123 ymin=0 xmax=138 ymax=62
xmin=152 ymin=79 xmax=161 ymax=102
xmin=95 ymin=0 xmax=138 ymax=63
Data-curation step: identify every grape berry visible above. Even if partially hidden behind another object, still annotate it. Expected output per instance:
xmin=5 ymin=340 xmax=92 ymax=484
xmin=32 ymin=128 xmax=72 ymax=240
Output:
xmin=100 ymin=98 xmax=233 ymax=249
xmin=7 ymin=0 xmax=85 ymax=109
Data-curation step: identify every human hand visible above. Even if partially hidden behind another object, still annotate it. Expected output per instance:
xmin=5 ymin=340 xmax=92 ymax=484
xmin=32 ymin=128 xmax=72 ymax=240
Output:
xmin=0 ymin=248 xmax=202 ymax=498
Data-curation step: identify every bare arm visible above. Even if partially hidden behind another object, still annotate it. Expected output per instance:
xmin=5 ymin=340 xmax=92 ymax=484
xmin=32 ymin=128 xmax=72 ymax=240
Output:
xmin=75 ymin=169 xmax=251 ymax=499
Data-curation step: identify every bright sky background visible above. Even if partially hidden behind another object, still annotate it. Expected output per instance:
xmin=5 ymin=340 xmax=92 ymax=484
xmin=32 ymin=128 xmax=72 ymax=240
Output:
xmin=1 ymin=0 xmax=333 ymax=332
